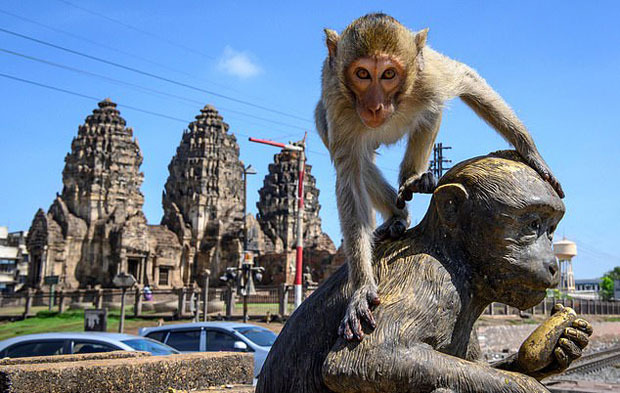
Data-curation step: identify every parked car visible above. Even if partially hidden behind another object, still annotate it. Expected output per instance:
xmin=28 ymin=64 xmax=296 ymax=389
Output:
xmin=0 ymin=332 xmax=180 ymax=358
xmin=139 ymin=322 xmax=276 ymax=379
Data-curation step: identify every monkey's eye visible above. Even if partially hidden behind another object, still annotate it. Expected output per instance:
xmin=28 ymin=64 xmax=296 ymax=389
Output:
xmin=355 ymin=68 xmax=370 ymax=79
xmin=382 ymin=69 xmax=396 ymax=79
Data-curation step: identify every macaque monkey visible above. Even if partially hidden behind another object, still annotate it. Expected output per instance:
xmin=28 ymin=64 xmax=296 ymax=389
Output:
xmin=315 ymin=13 xmax=564 ymax=341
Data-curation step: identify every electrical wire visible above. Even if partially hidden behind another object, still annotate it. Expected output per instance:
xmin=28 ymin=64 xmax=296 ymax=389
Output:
xmin=0 ymin=27 xmax=312 ymax=123
xmin=0 ymin=47 xmax=307 ymax=132
xmin=56 ymin=0 xmax=216 ymax=60
xmin=0 ymin=7 xmax=259 ymax=97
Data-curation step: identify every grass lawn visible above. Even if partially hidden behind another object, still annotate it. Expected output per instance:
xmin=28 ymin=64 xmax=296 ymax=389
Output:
xmin=0 ymin=310 xmax=187 ymax=341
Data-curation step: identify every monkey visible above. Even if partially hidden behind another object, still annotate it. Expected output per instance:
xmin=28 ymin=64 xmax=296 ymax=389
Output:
xmin=315 ymin=13 xmax=564 ymax=341
xmin=257 ymin=151 xmax=590 ymax=393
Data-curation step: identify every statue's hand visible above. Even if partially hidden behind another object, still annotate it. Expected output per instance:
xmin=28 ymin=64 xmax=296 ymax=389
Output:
xmin=517 ymin=304 xmax=592 ymax=379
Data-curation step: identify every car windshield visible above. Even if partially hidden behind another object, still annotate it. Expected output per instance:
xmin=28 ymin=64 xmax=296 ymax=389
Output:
xmin=233 ymin=327 xmax=276 ymax=347
xmin=121 ymin=338 xmax=180 ymax=355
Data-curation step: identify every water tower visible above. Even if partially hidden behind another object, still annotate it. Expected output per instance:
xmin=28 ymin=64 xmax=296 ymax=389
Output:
xmin=554 ymin=238 xmax=577 ymax=293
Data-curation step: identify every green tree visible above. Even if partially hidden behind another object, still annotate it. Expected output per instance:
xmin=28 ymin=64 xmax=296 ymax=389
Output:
xmin=599 ymin=276 xmax=614 ymax=301
xmin=599 ymin=266 xmax=619 ymax=301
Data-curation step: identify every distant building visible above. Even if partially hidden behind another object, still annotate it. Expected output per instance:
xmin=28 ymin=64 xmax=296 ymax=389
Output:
xmin=573 ymin=278 xmax=601 ymax=300
xmin=256 ymin=143 xmax=336 ymax=285
xmin=0 ymin=227 xmax=29 ymax=293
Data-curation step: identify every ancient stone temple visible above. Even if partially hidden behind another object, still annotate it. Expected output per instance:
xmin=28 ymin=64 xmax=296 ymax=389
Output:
xmin=27 ymin=99 xmax=183 ymax=289
xmin=256 ymin=145 xmax=336 ymax=284
xmin=161 ymin=105 xmax=245 ymax=285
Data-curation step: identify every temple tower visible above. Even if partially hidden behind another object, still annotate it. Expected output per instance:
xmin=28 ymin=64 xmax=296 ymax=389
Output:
xmin=27 ymin=99 xmax=182 ymax=289
xmin=61 ymin=99 xmax=145 ymax=223
xmin=256 ymin=145 xmax=335 ymax=284
xmin=162 ymin=105 xmax=245 ymax=284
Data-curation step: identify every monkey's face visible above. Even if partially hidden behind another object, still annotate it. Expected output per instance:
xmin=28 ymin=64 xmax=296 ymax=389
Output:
xmin=346 ymin=55 xmax=405 ymax=128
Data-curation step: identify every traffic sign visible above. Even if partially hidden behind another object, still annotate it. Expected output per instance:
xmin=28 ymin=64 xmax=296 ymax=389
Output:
xmin=44 ymin=275 xmax=59 ymax=285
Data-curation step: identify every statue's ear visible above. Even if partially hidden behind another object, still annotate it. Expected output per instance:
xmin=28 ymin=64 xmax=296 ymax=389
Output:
xmin=324 ymin=28 xmax=339 ymax=59
xmin=433 ymin=183 xmax=469 ymax=229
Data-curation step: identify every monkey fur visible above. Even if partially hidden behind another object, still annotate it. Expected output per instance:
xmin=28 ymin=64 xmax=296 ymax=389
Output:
xmin=257 ymin=151 xmax=590 ymax=393
xmin=315 ymin=13 xmax=564 ymax=341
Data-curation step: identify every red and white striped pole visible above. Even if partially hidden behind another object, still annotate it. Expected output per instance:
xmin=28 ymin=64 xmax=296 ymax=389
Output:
xmin=293 ymin=146 xmax=305 ymax=308
xmin=248 ymin=135 xmax=306 ymax=309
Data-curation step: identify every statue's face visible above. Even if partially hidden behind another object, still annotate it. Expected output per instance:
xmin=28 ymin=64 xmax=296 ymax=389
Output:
xmin=433 ymin=154 xmax=566 ymax=310
xmin=466 ymin=193 xmax=564 ymax=309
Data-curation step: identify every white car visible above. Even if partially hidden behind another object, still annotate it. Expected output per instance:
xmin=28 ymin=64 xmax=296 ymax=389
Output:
xmin=139 ymin=322 xmax=276 ymax=379
xmin=0 ymin=332 xmax=179 ymax=358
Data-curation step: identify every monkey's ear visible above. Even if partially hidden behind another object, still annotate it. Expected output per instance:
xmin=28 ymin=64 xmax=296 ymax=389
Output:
xmin=433 ymin=183 xmax=469 ymax=229
xmin=414 ymin=28 xmax=429 ymax=50
xmin=324 ymin=28 xmax=339 ymax=59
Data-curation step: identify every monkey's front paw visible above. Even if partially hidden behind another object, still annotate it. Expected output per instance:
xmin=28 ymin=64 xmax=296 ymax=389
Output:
xmin=524 ymin=155 xmax=565 ymax=199
xmin=374 ymin=215 xmax=409 ymax=241
xmin=396 ymin=172 xmax=437 ymax=209
xmin=339 ymin=285 xmax=380 ymax=341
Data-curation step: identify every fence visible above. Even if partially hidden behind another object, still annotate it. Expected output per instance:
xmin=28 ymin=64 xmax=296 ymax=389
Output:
xmin=1 ymin=287 xmax=619 ymax=320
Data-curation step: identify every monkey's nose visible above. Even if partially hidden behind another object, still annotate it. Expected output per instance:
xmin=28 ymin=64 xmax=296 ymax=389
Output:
xmin=368 ymin=104 xmax=383 ymax=116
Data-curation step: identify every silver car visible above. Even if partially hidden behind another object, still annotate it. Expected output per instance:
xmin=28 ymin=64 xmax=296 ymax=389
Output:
xmin=139 ymin=322 xmax=276 ymax=379
xmin=0 ymin=332 xmax=179 ymax=358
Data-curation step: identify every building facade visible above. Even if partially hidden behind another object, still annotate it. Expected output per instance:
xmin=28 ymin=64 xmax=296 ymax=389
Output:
xmin=0 ymin=227 xmax=29 ymax=293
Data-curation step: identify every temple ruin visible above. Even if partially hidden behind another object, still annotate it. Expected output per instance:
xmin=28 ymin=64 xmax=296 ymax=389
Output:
xmin=27 ymin=99 xmax=183 ymax=289
xmin=256 ymin=146 xmax=336 ymax=284
xmin=25 ymin=100 xmax=337 ymax=290
xmin=161 ymin=105 xmax=246 ymax=285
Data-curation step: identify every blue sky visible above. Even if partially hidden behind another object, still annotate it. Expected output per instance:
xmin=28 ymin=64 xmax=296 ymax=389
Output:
xmin=0 ymin=1 xmax=618 ymax=279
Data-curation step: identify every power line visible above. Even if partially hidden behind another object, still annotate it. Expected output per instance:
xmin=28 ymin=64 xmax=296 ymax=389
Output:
xmin=0 ymin=72 xmax=192 ymax=124
xmin=0 ymin=47 xmax=307 ymax=132
xmin=0 ymin=27 xmax=312 ymax=124
xmin=56 ymin=0 xmax=216 ymax=60
xmin=0 ymin=8 xmax=237 ymax=93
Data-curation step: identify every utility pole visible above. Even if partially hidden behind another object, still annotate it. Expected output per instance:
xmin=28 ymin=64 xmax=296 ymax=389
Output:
xmin=429 ymin=143 xmax=452 ymax=179
xmin=243 ymin=165 xmax=257 ymax=251
xmin=249 ymin=134 xmax=306 ymax=309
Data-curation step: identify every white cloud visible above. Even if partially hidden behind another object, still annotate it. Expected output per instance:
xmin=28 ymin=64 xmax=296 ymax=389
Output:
xmin=217 ymin=46 xmax=262 ymax=78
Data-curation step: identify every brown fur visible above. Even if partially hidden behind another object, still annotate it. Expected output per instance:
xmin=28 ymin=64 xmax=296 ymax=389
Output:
xmin=315 ymin=13 xmax=564 ymax=341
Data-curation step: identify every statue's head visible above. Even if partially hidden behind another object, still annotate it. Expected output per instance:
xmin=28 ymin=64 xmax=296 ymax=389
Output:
xmin=430 ymin=151 xmax=565 ymax=309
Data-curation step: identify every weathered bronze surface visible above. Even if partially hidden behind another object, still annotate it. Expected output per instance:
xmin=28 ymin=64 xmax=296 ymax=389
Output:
xmin=257 ymin=151 xmax=592 ymax=393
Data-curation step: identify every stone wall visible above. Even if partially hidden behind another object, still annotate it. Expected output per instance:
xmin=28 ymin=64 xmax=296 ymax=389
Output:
xmin=0 ymin=352 xmax=253 ymax=393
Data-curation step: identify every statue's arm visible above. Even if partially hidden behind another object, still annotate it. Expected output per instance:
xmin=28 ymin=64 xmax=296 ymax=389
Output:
xmin=322 ymin=342 xmax=549 ymax=393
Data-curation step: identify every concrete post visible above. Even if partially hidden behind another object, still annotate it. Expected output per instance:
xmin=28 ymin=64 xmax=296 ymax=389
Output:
xmin=225 ymin=286 xmax=235 ymax=320
xmin=279 ymin=284 xmax=289 ymax=317
xmin=23 ymin=288 xmax=34 ymax=318
xmin=58 ymin=290 xmax=66 ymax=314
xmin=177 ymin=287 xmax=187 ymax=319
xmin=134 ymin=287 xmax=142 ymax=317
xmin=95 ymin=288 xmax=103 ymax=309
